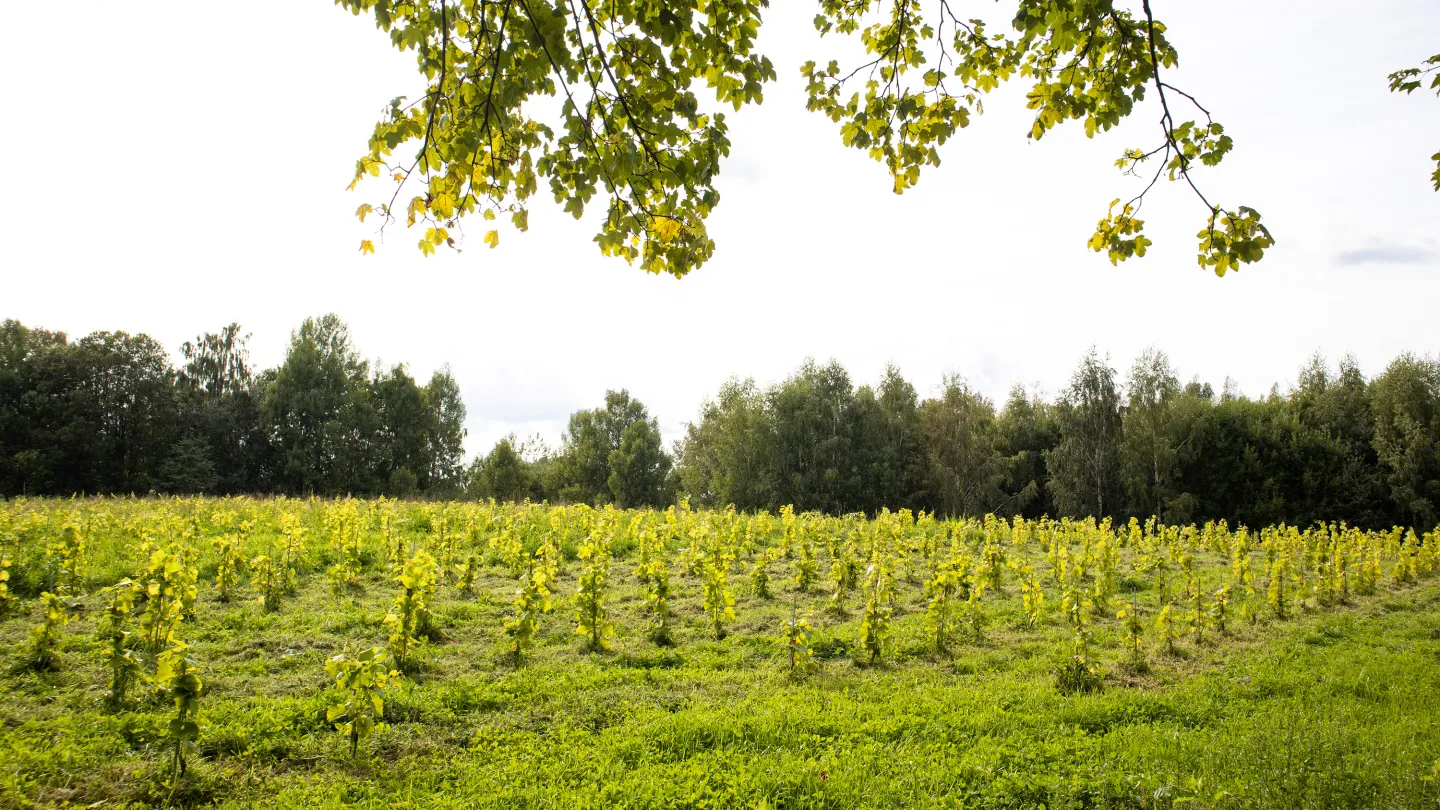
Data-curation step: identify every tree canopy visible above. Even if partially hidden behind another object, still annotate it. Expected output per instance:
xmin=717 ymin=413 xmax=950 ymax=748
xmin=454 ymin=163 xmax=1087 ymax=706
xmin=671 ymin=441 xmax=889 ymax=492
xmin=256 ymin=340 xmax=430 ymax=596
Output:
xmin=337 ymin=0 xmax=1293 ymax=277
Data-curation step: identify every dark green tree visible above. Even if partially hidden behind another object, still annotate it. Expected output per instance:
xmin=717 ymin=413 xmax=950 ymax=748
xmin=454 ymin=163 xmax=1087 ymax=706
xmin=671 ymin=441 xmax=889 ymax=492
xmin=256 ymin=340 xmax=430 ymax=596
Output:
xmin=372 ymin=364 xmax=432 ymax=494
xmin=1287 ymin=354 xmax=1390 ymax=527
xmin=872 ymin=365 xmax=925 ymax=512
xmin=468 ymin=436 xmax=530 ymax=502
xmin=608 ymin=417 xmax=673 ymax=508
xmin=1120 ymin=348 xmax=1193 ymax=521
xmin=767 ymin=360 xmax=858 ymax=514
xmin=0 ymin=321 xmax=75 ymax=494
xmin=1369 ymin=354 xmax=1440 ymax=527
xmin=73 ymin=331 xmax=181 ymax=493
xmin=424 ymin=368 xmax=468 ymax=493
xmin=676 ymin=378 xmax=775 ymax=510
xmin=177 ymin=323 xmax=273 ymax=494
xmin=158 ymin=437 xmax=219 ymax=495
xmin=261 ymin=314 xmax=371 ymax=494
xmin=0 ymin=324 xmax=180 ymax=494
xmin=916 ymin=376 xmax=1006 ymax=517
xmin=560 ymin=390 xmax=670 ymax=507
xmin=995 ymin=385 xmax=1059 ymax=518
xmin=179 ymin=324 xmax=252 ymax=397
xmin=1049 ymin=349 xmax=1124 ymax=519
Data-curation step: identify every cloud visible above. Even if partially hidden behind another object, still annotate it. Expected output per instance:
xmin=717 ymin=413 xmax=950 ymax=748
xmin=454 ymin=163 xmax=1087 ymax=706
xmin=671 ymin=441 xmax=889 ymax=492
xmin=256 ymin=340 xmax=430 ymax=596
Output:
xmin=1335 ymin=245 xmax=1436 ymax=266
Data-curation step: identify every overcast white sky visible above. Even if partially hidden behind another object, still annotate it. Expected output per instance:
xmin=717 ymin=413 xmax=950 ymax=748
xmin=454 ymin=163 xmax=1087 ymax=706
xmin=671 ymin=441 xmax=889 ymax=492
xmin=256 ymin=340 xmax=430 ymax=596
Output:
xmin=2 ymin=1 xmax=1438 ymax=459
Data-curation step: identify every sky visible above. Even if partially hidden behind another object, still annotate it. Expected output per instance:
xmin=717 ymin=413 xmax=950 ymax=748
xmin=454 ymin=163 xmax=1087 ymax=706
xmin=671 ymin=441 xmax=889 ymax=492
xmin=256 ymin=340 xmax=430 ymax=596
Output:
xmin=2 ymin=1 xmax=1438 ymax=460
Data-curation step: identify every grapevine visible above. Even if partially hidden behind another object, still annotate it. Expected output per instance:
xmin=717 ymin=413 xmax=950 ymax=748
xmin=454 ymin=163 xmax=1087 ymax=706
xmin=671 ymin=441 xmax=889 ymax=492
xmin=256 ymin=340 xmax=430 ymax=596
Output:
xmin=101 ymin=579 xmax=146 ymax=707
xmin=326 ymin=647 xmax=395 ymax=757
xmin=574 ymin=531 xmax=615 ymax=651
xmin=784 ymin=598 xmax=814 ymax=674
xmin=28 ymin=591 xmax=74 ymax=670
xmin=505 ymin=542 xmax=557 ymax=665
xmin=155 ymin=642 xmax=203 ymax=783
xmin=858 ymin=550 xmax=893 ymax=665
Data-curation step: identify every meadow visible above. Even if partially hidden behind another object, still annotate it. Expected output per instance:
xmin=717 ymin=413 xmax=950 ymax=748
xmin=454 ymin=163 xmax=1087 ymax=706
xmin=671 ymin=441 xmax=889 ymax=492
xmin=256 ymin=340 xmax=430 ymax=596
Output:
xmin=0 ymin=498 xmax=1438 ymax=809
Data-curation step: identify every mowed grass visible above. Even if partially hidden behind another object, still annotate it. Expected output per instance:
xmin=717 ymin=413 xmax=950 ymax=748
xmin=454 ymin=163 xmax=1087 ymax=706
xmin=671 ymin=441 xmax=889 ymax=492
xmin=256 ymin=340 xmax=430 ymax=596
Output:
xmin=1 ymin=508 xmax=1439 ymax=809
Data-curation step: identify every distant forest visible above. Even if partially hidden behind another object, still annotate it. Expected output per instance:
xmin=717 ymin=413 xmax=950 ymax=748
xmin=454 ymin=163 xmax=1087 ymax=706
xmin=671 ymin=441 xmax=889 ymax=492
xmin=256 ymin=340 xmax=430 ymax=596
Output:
xmin=2 ymin=316 xmax=1438 ymax=530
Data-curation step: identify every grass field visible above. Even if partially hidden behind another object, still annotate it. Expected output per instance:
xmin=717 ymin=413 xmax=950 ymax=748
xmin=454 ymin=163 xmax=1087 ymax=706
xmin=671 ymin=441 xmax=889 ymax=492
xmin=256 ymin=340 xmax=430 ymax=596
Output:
xmin=1 ymin=498 xmax=1438 ymax=809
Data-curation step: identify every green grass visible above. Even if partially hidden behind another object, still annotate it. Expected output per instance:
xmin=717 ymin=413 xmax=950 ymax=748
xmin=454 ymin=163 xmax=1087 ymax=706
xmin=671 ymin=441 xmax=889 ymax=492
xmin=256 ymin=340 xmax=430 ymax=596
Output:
xmin=1 ymin=506 xmax=1438 ymax=808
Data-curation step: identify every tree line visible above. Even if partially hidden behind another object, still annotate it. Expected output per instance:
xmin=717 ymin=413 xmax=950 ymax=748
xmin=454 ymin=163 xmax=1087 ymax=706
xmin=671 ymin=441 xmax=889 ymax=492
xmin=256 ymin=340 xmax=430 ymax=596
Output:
xmin=4 ymin=315 xmax=1438 ymax=530
xmin=471 ymin=348 xmax=1440 ymax=531
xmin=0 ymin=316 xmax=467 ymax=497
xmin=663 ymin=351 xmax=1440 ymax=530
